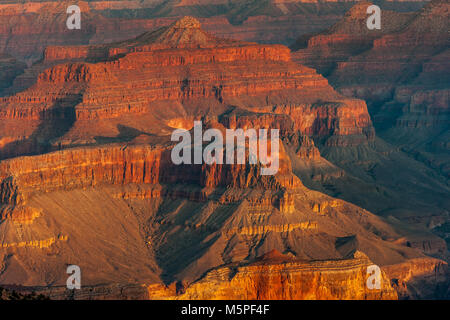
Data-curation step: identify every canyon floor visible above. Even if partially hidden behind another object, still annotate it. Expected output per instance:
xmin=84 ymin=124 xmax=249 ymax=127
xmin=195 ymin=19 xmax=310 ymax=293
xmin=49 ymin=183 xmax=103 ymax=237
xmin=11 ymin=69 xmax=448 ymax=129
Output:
xmin=0 ymin=0 xmax=448 ymax=300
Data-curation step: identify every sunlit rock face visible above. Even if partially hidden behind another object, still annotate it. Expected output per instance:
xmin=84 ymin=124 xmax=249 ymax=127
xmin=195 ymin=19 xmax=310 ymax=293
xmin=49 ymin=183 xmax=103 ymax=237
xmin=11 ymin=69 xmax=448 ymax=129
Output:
xmin=0 ymin=6 xmax=447 ymax=300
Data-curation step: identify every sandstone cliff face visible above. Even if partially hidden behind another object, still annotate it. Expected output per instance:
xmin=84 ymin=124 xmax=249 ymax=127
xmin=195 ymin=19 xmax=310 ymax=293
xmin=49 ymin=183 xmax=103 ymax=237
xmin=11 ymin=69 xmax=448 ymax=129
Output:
xmin=273 ymin=99 xmax=374 ymax=146
xmin=293 ymin=0 xmax=449 ymax=134
xmin=0 ymin=141 xmax=292 ymax=206
xmin=148 ymin=250 xmax=397 ymax=300
xmin=0 ymin=0 xmax=425 ymax=68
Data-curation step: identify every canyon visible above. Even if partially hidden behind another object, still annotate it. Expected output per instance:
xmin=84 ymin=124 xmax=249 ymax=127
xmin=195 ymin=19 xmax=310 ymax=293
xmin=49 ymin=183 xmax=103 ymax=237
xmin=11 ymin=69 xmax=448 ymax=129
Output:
xmin=292 ymin=0 xmax=449 ymax=270
xmin=0 ymin=0 xmax=426 ymax=66
xmin=292 ymin=0 xmax=448 ymax=175
xmin=0 ymin=1 xmax=448 ymax=300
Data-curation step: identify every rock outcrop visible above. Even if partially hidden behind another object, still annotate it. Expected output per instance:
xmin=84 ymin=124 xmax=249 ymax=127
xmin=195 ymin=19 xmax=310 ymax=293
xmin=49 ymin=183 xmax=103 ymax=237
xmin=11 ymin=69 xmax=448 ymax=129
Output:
xmin=0 ymin=0 xmax=354 ymax=66
xmin=148 ymin=250 xmax=397 ymax=300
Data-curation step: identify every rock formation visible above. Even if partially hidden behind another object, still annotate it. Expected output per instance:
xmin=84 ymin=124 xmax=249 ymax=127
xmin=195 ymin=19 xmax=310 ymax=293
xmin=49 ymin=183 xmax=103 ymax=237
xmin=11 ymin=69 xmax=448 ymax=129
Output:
xmin=291 ymin=1 xmax=449 ymax=286
xmin=0 ymin=0 xmax=425 ymax=66
xmin=0 ymin=0 xmax=350 ymax=66
xmin=293 ymin=0 xmax=448 ymax=158
xmin=0 ymin=15 xmax=375 ymax=160
xmin=0 ymin=9 xmax=447 ymax=300
xmin=148 ymin=250 xmax=398 ymax=300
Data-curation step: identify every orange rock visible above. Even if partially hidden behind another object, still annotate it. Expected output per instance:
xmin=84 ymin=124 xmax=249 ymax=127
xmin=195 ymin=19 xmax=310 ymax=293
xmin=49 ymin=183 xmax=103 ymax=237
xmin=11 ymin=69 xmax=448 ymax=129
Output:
xmin=148 ymin=250 xmax=398 ymax=300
